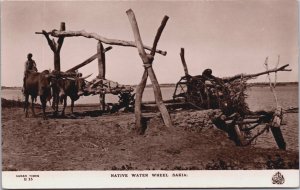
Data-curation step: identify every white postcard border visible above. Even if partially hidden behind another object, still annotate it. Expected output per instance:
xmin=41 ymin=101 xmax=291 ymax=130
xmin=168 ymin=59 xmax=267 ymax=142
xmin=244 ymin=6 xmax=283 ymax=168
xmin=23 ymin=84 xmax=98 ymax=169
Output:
xmin=2 ymin=170 xmax=299 ymax=189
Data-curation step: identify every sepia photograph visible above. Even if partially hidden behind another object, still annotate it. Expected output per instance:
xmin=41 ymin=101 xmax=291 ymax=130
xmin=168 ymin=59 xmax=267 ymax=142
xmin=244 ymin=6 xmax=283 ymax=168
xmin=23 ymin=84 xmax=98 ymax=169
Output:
xmin=1 ymin=0 xmax=299 ymax=188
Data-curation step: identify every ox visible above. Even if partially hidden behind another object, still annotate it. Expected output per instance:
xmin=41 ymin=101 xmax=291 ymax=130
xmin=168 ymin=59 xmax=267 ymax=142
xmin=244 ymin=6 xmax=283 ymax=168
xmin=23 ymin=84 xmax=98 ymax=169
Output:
xmin=53 ymin=75 xmax=89 ymax=116
xmin=23 ymin=70 xmax=52 ymax=119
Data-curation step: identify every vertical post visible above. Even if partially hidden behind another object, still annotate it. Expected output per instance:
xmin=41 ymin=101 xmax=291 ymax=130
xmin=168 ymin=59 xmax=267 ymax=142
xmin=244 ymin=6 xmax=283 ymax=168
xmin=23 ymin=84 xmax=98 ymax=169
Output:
xmin=40 ymin=22 xmax=65 ymax=115
xmin=97 ymin=41 xmax=106 ymax=111
xmin=97 ymin=41 xmax=106 ymax=78
xmin=180 ymin=48 xmax=191 ymax=99
xmin=54 ymin=22 xmax=66 ymax=71
xmin=180 ymin=48 xmax=189 ymax=76
xmin=60 ymin=22 xmax=66 ymax=31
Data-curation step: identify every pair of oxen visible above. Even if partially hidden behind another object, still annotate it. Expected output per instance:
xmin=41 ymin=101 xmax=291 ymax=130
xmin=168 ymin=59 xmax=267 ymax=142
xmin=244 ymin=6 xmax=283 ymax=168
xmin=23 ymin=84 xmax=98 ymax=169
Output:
xmin=23 ymin=70 xmax=89 ymax=119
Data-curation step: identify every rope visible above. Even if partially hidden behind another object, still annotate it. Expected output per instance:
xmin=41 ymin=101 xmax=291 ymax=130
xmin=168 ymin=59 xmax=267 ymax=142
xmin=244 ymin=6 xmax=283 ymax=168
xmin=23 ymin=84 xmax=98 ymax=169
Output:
xmin=143 ymin=63 xmax=152 ymax=69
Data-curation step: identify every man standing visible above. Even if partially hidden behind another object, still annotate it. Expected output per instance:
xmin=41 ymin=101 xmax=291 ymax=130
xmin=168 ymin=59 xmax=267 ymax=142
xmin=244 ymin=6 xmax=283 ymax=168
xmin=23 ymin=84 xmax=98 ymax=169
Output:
xmin=23 ymin=53 xmax=38 ymax=93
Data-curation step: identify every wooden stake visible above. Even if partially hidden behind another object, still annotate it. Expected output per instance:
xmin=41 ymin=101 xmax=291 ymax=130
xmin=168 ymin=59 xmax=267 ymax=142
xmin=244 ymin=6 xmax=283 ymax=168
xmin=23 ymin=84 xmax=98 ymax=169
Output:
xmin=126 ymin=9 xmax=172 ymax=129
xmin=180 ymin=48 xmax=189 ymax=76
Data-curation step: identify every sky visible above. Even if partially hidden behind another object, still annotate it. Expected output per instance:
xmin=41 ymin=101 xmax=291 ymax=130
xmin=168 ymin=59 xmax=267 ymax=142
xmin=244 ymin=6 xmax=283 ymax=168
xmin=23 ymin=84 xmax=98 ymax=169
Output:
xmin=1 ymin=0 xmax=298 ymax=87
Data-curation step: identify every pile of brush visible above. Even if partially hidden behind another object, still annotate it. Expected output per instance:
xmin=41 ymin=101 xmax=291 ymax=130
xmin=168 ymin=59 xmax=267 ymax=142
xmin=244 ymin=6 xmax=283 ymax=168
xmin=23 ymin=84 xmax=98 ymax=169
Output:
xmin=174 ymin=73 xmax=251 ymax=116
xmin=220 ymin=77 xmax=250 ymax=116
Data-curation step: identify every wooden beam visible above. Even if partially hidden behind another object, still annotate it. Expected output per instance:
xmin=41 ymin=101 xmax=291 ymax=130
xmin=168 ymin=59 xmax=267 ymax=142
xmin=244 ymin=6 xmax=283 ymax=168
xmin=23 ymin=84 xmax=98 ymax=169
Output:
xmin=36 ymin=30 xmax=167 ymax=56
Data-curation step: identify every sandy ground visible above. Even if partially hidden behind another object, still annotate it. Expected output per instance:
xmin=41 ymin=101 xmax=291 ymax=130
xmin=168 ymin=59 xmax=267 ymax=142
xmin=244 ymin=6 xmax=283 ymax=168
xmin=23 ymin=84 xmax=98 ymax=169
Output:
xmin=2 ymin=104 xmax=299 ymax=171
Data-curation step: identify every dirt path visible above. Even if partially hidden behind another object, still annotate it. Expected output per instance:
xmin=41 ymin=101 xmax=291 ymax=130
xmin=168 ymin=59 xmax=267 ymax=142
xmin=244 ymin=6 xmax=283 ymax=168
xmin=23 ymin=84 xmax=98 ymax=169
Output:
xmin=2 ymin=106 xmax=298 ymax=171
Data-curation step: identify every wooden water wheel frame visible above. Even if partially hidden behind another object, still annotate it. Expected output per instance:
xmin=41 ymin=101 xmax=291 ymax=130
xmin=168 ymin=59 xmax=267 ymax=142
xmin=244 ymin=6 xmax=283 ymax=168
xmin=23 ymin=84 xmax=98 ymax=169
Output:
xmin=173 ymin=48 xmax=293 ymax=149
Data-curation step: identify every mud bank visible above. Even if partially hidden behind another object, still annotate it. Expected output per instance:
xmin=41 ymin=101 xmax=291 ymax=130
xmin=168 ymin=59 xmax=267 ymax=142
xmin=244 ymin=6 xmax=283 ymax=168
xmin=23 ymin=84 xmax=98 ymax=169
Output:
xmin=2 ymin=106 xmax=298 ymax=171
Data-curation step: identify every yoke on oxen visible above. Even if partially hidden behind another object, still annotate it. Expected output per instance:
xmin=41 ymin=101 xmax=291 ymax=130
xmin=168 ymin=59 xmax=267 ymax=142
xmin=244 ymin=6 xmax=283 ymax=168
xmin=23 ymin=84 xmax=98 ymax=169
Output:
xmin=50 ymin=71 xmax=90 ymax=115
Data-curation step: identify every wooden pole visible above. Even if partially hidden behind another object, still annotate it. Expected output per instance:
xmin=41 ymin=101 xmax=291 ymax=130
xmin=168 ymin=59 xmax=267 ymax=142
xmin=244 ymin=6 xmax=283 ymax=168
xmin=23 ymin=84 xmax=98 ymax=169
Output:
xmin=180 ymin=48 xmax=189 ymax=76
xmin=97 ymin=41 xmax=106 ymax=111
xmin=126 ymin=9 xmax=172 ymax=129
xmin=223 ymin=64 xmax=291 ymax=82
xmin=66 ymin=53 xmax=98 ymax=73
xmin=65 ymin=46 xmax=112 ymax=73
